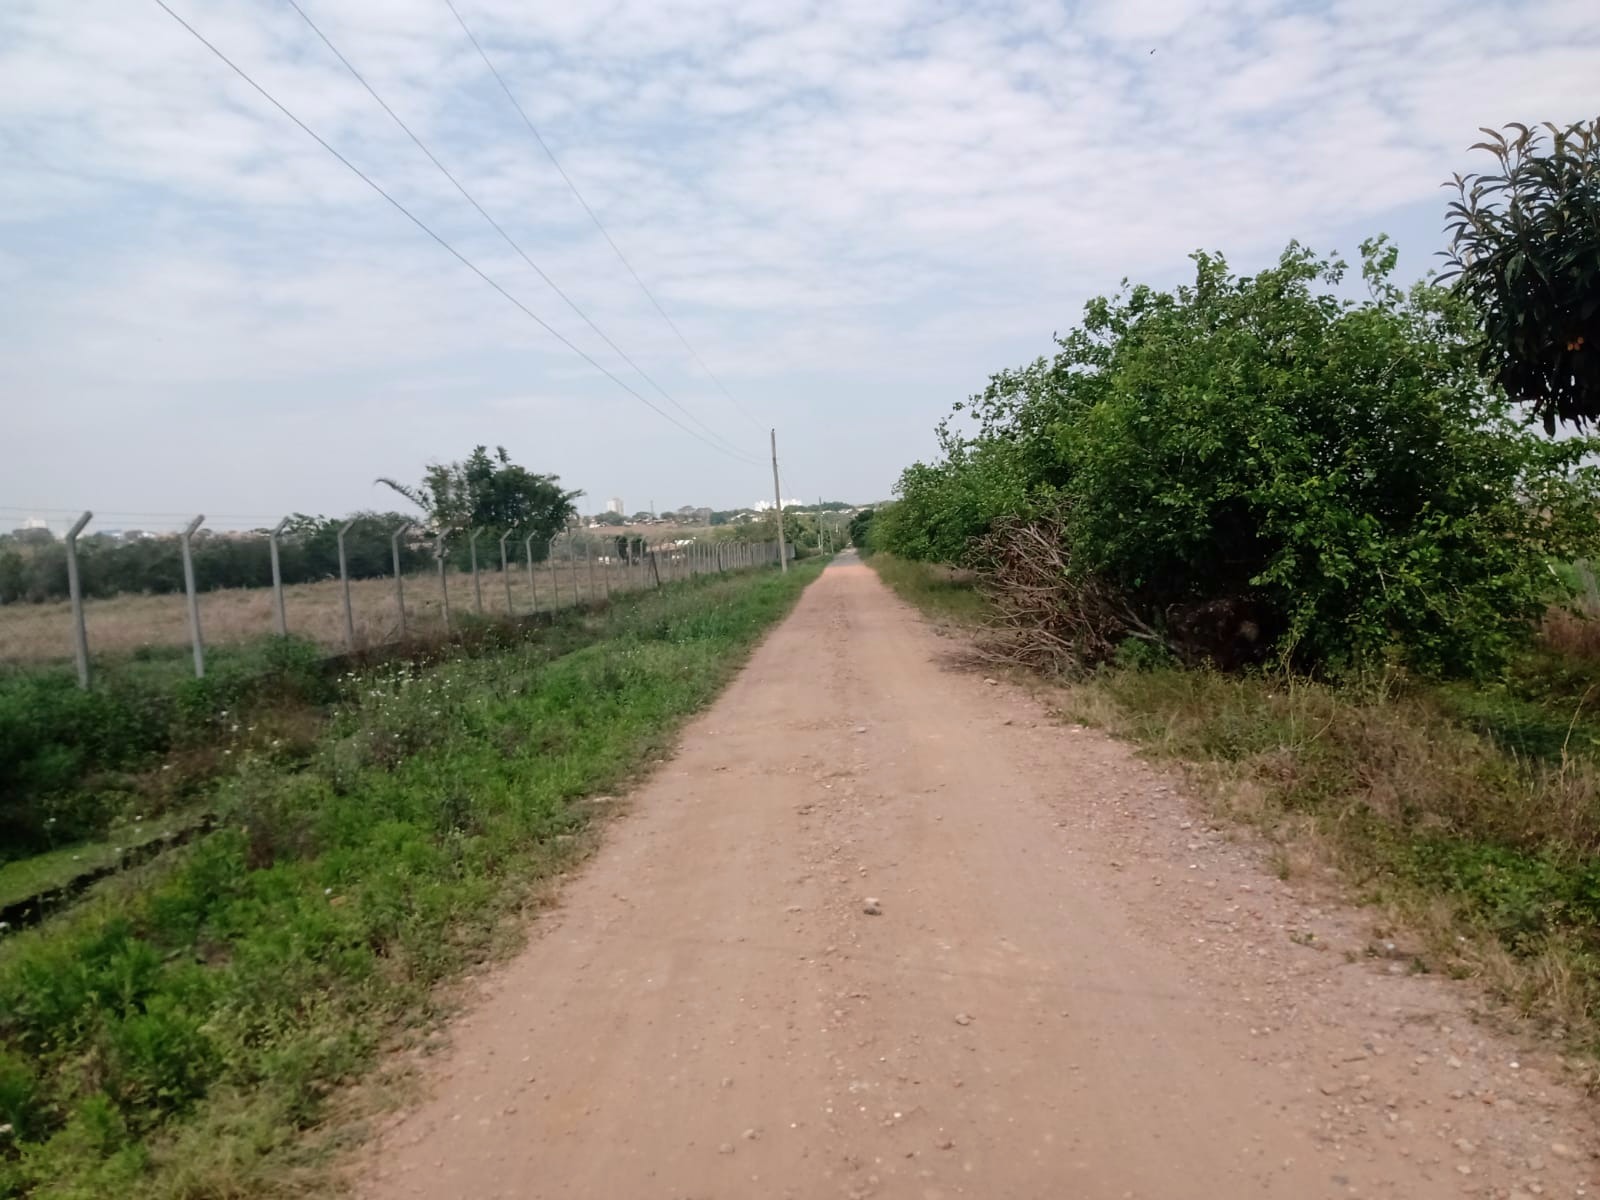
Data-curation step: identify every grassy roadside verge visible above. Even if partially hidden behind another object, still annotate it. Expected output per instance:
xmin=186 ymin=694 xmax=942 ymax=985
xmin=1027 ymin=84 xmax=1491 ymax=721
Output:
xmin=0 ymin=561 xmax=823 ymax=1199
xmin=866 ymin=554 xmax=988 ymax=625
xmin=868 ymin=555 xmax=1600 ymax=1054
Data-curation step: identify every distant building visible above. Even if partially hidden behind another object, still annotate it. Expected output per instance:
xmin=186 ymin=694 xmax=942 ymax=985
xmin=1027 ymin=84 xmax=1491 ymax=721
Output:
xmin=605 ymin=497 xmax=624 ymax=515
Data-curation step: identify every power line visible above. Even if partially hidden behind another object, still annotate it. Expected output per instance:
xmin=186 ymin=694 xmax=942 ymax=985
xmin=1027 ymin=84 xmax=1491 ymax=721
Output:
xmin=284 ymin=0 xmax=756 ymax=464
xmin=149 ymin=0 xmax=762 ymax=467
xmin=445 ymin=0 xmax=765 ymax=433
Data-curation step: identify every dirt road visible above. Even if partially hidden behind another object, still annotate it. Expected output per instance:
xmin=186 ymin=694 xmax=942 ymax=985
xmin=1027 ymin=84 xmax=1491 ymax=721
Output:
xmin=360 ymin=555 xmax=1597 ymax=1200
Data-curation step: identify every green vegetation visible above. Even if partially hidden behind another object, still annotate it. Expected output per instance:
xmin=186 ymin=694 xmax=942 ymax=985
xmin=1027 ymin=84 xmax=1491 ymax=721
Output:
xmin=847 ymin=508 xmax=876 ymax=551
xmin=872 ymin=237 xmax=1600 ymax=677
xmin=377 ymin=444 xmax=580 ymax=539
xmin=0 ymin=814 xmax=198 ymax=913
xmin=1 ymin=639 xmax=330 ymax=862
xmin=869 ymin=554 xmax=987 ymax=624
xmin=867 ymin=175 xmax=1600 ymax=1045
xmin=0 ymin=446 xmax=574 ymax=606
xmin=0 ymin=561 xmax=820 ymax=1199
xmin=873 ymin=553 xmax=1600 ymax=1040
xmin=1054 ymin=656 xmax=1600 ymax=1039
xmin=703 ymin=511 xmax=838 ymax=557
xmin=0 ymin=512 xmax=437 ymax=606
xmin=1443 ymin=120 xmax=1600 ymax=430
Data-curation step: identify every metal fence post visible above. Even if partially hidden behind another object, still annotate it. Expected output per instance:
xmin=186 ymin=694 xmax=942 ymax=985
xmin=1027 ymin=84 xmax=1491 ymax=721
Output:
xmin=268 ymin=516 xmax=290 ymax=638
xmin=568 ymin=535 xmax=581 ymax=605
xmin=391 ymin=520 xmax=411 ymax=638
xmin=469 ymin=526 xmax=485 ymax=616
xmin=436 ymin=528 xmax=452 ymax=633
xmin=547 ymin=538 xmax=561 ymax=610
xmin=65 ymin=511 xmax=92 ymax=689
xmin=180 ymin=514 xmax=206 ymax=678
xmin=586 ymin=538 xmax=597 ymax=601
xmin=337 ymin=517 xmax=358 ymax=650
xmin=534 ymin=534 xmax=547 ymax=611
xmin=499 ymin=529 xmax=514 ymax=615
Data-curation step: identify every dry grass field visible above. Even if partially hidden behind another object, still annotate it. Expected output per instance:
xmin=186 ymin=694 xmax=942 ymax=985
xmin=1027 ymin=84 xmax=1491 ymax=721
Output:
xmin=0 ymin=559 xmax=659 ymax=664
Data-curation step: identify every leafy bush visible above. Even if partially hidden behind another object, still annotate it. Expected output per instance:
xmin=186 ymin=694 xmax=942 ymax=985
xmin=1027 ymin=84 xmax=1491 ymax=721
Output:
xmin=847 ymin=508 xmax=876 ymax=551
xmin=877 ymin=238 xmax=1600 ymax=676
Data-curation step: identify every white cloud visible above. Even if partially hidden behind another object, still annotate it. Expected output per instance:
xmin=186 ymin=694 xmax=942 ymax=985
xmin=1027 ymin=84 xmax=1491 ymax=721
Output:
xmin=1 ymin=0 xmax=1596 ymax=516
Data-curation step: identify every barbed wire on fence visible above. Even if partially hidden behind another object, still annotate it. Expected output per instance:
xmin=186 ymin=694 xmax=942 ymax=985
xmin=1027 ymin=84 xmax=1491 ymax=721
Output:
xmin=7 ymin=510 xmax=792 ymax=689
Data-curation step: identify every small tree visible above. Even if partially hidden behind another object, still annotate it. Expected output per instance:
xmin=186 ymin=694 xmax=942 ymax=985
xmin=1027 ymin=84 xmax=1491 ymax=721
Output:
xmin=378 ymin=445 xmax=580 ymax=540
xmin=1443 ymin=119 xmax=1600 ymax=429
xmin=847 ymin=508 xmax=876 ymax=550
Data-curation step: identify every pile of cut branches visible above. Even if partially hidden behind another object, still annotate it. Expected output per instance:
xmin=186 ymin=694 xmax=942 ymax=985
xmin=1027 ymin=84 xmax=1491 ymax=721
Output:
xmin=971 ymin=512 xmax=1164 ymax=674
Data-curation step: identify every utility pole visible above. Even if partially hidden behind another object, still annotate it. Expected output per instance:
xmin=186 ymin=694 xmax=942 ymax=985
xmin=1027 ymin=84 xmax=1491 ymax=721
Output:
xmin=771 ymin=427 xmax=788 ymax=573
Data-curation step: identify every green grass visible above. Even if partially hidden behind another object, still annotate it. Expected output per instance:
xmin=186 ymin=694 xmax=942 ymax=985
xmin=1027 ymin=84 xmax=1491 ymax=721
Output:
xmin=0 ymin=638 xmax=334 ymax=864
xmin=867 ymin=554 xmax=988 ymax=624
xmin=0 ymin=814 xmax=200 ymax=913
xmin=0 ymin=561 xmax=821 ymax=1199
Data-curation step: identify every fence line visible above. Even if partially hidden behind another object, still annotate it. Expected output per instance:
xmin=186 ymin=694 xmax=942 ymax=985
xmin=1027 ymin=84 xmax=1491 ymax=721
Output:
xmin=44 ymin=512 xmax=792 ymax=686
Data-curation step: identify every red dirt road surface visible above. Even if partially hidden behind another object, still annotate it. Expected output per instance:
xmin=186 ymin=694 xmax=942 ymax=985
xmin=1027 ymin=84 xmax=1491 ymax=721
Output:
xmin=359 ymin=555 xmax=1598 ymax=1199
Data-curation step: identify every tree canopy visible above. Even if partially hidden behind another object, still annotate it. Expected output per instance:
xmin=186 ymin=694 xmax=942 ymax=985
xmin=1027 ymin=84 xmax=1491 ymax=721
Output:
xmin=1443 ymin=119 xmax=1600 ymax=430
xmin=378 ymin=445 xmax=580 ymax=540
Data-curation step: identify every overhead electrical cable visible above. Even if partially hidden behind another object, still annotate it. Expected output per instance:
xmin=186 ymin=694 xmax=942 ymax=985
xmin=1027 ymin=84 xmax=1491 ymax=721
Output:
xmin=284 ymin=0 xmax=756 ymax=463
xmin=445 ymin=0 xmax=765 ymax=432
xmin=149 ymin=0 xmax=762 ymax=466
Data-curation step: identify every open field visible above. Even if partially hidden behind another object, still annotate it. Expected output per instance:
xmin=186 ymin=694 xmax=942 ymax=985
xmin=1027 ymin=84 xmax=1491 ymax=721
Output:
xmin=0 ymin=554 xmax=723 ymax=664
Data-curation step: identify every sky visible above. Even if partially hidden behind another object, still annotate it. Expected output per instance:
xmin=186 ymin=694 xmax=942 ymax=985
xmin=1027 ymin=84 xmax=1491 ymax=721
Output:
xmin=1 ymin=0 xmax=1596 ymax=533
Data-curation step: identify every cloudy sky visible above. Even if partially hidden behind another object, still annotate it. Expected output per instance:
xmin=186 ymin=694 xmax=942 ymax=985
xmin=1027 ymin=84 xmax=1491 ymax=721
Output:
xmin=2 ymin=0 xmax=1595 ymax=531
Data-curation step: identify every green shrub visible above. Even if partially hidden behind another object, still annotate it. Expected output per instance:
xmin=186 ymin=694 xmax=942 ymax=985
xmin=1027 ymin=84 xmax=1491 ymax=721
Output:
xmin=847 ymin=508 xmax=876 ymax=551
xmin=0 ymin=638 xmax=330 ymax=863
xmin=880 ymin=238 xmax=1600 ymax=677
